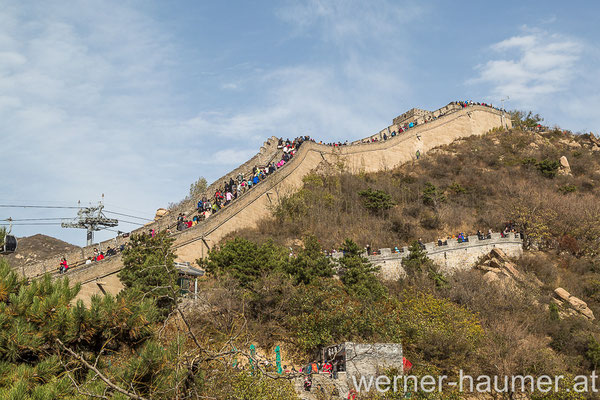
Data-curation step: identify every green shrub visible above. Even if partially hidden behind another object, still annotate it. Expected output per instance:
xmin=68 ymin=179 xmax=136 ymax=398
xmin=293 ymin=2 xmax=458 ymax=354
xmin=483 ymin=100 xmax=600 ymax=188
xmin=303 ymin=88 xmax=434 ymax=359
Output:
xmin=397 ymin=291 xmax=484 ymax=363
xmin=403 ymin=242 xmax=448 ymax=288
xmin=549 ymin=302 xmax=560 ymax=321
xmin=199 ymin=237 xmax=290 ymax=288
xmin=339 ymin=239 xmax=386 ymax=301
xmin=558 ymin=184 xmax=577 ymax=194
xmin=358 ymin=188 xmax=396 ymax=213
xmin=119 ymin=231 xmax=179 ymax=317
xmin=448 ymin=182 xmax=468 ymax=194
xmin=521 ymin=157 xmax=538 ymax=166
xmin=536 ymin=159 xmax=560 ymax=179
xmin=422 ymin=182 xmax=446 ymax=208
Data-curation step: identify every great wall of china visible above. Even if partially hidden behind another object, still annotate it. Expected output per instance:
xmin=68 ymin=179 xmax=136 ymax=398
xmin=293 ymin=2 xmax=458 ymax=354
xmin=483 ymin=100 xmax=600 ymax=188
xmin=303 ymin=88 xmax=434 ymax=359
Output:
xmin=358 ymin=232 xmax=523 ymax=280
xmin=14 ymin=103 xmax=513 ymax=302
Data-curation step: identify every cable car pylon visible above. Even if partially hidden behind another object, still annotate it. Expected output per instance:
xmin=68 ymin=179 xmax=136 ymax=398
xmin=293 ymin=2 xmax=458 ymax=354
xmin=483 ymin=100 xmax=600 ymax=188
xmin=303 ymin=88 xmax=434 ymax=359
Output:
xmin=61 ymin=195 xmax=118 ymax=246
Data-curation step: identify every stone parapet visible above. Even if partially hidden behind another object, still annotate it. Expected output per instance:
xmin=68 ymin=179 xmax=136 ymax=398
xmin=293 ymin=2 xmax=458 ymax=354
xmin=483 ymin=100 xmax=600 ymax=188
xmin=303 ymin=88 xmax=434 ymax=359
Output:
xmin=370 ymin=233 xmax=523 ymax=280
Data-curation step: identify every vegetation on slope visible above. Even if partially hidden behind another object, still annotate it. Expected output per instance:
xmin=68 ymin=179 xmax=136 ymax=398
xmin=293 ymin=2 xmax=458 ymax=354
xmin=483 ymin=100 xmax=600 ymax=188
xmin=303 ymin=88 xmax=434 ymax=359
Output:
xmin=0 ymin=235 xmax=297 ymax=399
xmin=205 ymin=126 xmax=600 ymax=396
xmin=4 ymin=121 xmax=600 ymax=398
xmin=247 ymin=128 xmax=600 ymax=256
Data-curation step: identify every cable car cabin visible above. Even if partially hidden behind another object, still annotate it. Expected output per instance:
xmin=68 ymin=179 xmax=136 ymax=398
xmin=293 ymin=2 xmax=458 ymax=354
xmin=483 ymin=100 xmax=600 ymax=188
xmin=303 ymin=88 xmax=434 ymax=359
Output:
xmin=0 ymin=235 xmax=17 ymax=254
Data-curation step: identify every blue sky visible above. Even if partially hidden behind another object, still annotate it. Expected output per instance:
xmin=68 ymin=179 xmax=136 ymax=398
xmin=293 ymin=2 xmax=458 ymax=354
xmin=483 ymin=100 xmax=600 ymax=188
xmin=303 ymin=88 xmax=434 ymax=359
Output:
xmin=1 ymin=0 xmax=598 ymax=245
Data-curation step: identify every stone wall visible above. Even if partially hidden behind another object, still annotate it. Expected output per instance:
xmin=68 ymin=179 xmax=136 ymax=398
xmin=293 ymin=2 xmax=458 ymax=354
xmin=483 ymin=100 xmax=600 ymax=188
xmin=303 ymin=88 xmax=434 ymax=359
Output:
xmin=18 ymin=136 xmax=282 ymax=279
xmin=344 ymin=342 xmax=403 ymax=380
xmin=392 ymin=107 xmax=430 ymax=126
xmin=352 ymin=232 xmax=523 ymax=280
xmin=19 ymin=104 xmax=510 ymax=302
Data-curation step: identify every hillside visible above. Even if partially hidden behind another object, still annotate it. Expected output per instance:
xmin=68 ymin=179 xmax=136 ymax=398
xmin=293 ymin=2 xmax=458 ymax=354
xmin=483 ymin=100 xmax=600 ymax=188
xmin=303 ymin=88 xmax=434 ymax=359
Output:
xmin=199 ymin=126 xmax=600 ymax=390
xmin=0 ymin=234 xmax=80 ymax=271
xmin=17 ymin=103 xmax=506 ymax=298
xmin=4 ymin=122 xmax=600 ymax=398
xmin=237 ymin=128 xmax=600 ymax=254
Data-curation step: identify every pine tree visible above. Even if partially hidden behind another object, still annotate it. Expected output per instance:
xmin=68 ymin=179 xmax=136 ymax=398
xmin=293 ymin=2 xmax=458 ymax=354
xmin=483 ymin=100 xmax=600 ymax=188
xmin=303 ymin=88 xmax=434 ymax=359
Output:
xmin=402 ymin=241 xmax=448 ymax=288
xmin=286 ymin=235 xmax=334 ymax=285
xmin=119 ymin=231 xmax=179 ymax=317
xmin=199 ymin=237 xmax=290 ymax=288
xmin=338 ymin=239 xmax=386 ymax=300
xmin=0 ymin=259 xmax=165 ymax=398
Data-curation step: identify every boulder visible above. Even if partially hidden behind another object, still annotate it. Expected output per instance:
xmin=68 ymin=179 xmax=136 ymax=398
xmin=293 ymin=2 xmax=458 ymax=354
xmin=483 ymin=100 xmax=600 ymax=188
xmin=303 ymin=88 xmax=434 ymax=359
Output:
xmin=155 ymin=208 xmax=169 ymax=220
xmin=490 ymin=248 xmax=510 ymax=263
xmin=554 ymin=287 xmax=571 ymax=302
xmin=558 ymin=156 xmax=571 ymax=175
xmin=567 ymin=296 xmax=595 ymax=320
xmin=478 ymin=266 xmax=503 ymax=274
xmin=559 ymin=139 xmax=581 ymax=149
xmin=590 ymin=132 xmax=600 ymax=146
xmin=488 ymin=257 xmax=503 ymax=270
xmin=503 ymin=261 xmax=523 ymax=280
xmin=550 ymin=298 xmax=562 ymax=306
xmin=483 ymin=271 xmax=499 ymax=283
xmin=553 ymin=288 xmax=595 ymax=320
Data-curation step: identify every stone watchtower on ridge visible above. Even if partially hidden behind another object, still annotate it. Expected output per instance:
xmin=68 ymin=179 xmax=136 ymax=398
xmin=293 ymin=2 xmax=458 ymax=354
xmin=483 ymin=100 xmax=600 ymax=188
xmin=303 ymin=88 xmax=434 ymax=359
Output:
xmin=393 ymin=108 xmax=430 ymax=126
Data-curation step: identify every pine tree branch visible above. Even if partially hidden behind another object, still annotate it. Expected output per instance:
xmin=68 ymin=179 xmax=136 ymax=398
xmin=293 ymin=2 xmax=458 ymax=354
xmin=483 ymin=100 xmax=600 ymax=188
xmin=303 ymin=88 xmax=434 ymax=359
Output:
xmin=59 ymin=358 xmax=110 ymax=400
xmin=56 ymin=338 xmax=149 ymax=400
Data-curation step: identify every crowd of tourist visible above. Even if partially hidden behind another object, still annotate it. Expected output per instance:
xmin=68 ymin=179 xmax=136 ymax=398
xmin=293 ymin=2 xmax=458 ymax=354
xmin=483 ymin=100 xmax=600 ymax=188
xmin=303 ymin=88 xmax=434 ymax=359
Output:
xmin=85 ymin=246 xmax=120 ymax=264
xmin=357 ymin=100 xmax=507 ymax=145
xmin=58 ymin=244 xmax=125 ymax=274
xmin=453 ymin=100 xmax=505 ymax=113
xmin=171 ymin=100 xmax=510 ymax=232
xmin=174 ymin=136 xmax=311 ymax=231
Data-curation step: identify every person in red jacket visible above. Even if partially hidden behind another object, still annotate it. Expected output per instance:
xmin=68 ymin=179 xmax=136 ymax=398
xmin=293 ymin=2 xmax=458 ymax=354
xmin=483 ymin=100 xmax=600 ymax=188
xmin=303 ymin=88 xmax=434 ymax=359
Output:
xmin=59 ymin=257 xmax=68 ymax=274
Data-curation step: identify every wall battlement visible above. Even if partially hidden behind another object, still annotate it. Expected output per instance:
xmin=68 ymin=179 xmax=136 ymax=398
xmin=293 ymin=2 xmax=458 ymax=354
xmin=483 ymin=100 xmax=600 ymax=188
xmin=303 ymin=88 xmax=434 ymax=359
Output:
xmin=342 ymin=232 xmax=523 ymax=280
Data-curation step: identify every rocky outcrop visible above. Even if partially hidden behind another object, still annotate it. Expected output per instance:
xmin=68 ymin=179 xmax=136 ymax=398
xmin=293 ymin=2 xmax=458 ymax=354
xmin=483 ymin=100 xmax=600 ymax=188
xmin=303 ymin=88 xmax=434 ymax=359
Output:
xmin=558 ymin=139 xmax=581 ymax=149
xmin=477 ymin=250 xmax=595 ymax=321
xmin=154 ymin=208 xmax=169 ymax=220
xmin=552 ymin=288 xmax=595 ymax=320
xmin=476 ymin=248 xmax=541 ymax=288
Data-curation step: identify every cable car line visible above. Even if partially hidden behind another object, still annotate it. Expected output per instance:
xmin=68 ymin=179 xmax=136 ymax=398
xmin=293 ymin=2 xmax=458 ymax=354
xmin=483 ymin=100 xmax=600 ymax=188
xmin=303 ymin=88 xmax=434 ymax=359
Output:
xmin=0 ymin=204 xmax=83 ymax=209
xmin=103 ymin=210 xmax=153 ymax=221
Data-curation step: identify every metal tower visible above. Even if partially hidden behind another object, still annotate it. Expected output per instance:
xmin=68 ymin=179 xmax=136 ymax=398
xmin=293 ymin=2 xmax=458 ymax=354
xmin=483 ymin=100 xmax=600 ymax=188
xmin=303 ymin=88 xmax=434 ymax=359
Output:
xmin=61 ymin=197 xmax=118 ymax=246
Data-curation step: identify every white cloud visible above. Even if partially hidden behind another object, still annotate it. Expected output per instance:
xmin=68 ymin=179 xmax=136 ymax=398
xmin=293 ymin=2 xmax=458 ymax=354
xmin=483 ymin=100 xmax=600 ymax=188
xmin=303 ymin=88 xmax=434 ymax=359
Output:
xmin=472 ymin=26 xmax=600 ymax=134
xmin=0 ymin=2 xmax=190 ymax=244
xmin=0 ymin=0 xmax=426 ymax=245
xmin=473 ymin=29 xmax=583 ymax=105
xmin=181 ymin=0 xmax=420 ymax=146
xmin=277 ymin=0 xmax=421 ymax=47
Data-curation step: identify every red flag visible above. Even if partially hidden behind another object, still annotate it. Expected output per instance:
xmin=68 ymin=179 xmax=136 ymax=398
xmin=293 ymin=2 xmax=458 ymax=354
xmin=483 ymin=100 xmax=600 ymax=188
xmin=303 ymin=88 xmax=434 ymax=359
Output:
xmin=403 ymin=357 xmax=413 ymax=372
